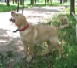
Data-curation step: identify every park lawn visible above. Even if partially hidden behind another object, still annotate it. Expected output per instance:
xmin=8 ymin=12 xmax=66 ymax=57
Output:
xmin=0 ymin=3 xmax=29 ymax=12
xmin=0 ymin=3 xmax=17 ymax=12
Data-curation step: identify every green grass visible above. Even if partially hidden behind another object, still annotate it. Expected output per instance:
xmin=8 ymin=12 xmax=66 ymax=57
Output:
xmin=0 ymin=4 xmax=17 ymax=12
xmin=0 ymin=2 xmax=31 ymax=12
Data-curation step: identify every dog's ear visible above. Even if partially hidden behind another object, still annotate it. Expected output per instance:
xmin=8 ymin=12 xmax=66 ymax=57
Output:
xmin=11 ymin=11 xmax=15 ymax=14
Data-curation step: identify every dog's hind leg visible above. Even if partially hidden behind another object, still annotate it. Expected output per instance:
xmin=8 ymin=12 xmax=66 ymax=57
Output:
xmin=47 ymin=41 xmax=53 ymax=53
xmin=49 ymin=38 xmax=62 ymax=58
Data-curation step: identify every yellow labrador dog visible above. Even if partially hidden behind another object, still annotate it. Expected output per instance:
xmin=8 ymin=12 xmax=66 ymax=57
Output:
xmin=10 ymin=12 xmax=68 ymax=62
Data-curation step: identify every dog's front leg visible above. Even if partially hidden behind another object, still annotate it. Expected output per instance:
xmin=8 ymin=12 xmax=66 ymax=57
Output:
xmin=23 ymin=43 xmax=28 ymax=58
xmin=24 ymin=43 xmax=34 ymax=63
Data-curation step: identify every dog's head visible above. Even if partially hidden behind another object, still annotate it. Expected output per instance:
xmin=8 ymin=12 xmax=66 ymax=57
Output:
xmin=59 ymin=16 xmax=69 ymax=28
xmin=60 ymin=16 xmax=69 ymax=25
xmin=10 ymin=12 xmax=27 ymax=28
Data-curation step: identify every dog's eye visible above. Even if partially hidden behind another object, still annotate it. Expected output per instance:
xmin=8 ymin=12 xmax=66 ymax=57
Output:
xmin=16 ymin=14 xmax=18 ymax=16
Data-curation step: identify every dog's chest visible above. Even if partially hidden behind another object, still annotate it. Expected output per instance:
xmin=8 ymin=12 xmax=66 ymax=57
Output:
xmin=20 ymin=29 xmax=30 ymax=35
xmin=19 ymin=26 xmax=57 ymax=43
xmin=20 ymin=28 xmax=37 ymax=43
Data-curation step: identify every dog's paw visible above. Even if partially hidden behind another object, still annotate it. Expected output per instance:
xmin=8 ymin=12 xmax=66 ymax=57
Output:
xmin=26 ymin=56 xmax=33 ymax=63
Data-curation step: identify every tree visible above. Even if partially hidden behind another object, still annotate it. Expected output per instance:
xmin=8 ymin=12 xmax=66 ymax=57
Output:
xmin=17 ymin=0 xmax=19 ymax=12
xmin=12 ymin=0 xmax=14 ymax=4
xmin=45 ymin=0 xmax=47 ymax=4
xmin=60 ymin=0 xmax=62 ymax=4
xmin=7 ymin=0 xmax=10 ymax=6
xmin=15 ymin=0 xmax=18 ymax=3
xmin=44 ymin=0 xmax=52 ymax=5
xmin=35 ymin=0 xmax=37 ymax=4
xmin=30 ymin=0 xmax=35 ymax=5
xmin=70 ymin=0 xmax=75 ymax=15
xmin=20 ymin=0 xmax=23 ymax=5
xmin=63 ymin=0 xmax=67 ymax=2
xmin=5 ymin=0 xmax=6 ymax=2
xmin=22 ymin=0 xmax=24 ymax=14
xmin=45 ymin=0 xmax=46 ymax=4
xmin=50 ymin=0 xmax=52 ymax=3
xmin=47 ymin=0 xmax=50 ymax=3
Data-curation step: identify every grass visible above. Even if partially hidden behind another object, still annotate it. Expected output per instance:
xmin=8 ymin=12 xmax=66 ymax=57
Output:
xmin=0 ymin=4 xmax=17 ymax=12
xmin=0 ymin=1 xmax=62 ymax=12
xmin=0 ymin=14 xmax=77 ymax=68
xmin=0 ymin=2 xmax=30 ymax=12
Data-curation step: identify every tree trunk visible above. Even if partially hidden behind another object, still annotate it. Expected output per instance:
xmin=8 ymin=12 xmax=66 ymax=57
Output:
xmin=45 ymin=0 xmax=46 ymax=4
xmin=13 ymin=0 xmax=14 ymax=4
xmin=47 ymin=0 xmax=49 ymax=3
xmin=60 ymin=0 xmax=62 ymax=4
xmin=35 ymin=0 xmax=36 ymax=4
xmin=17 ymin=0 xmax=19 ymax=12
xmin=63 ymin=0 xmax=67 ymax=2
xmin=20 ymin=0 xmax=23 ymax=5
xmin=7 ymin=0 xmax=10 ymax=7
xmin=50 ymin=0 xmax=52 ymax=4
xmin=5 ymin=0 xmax=6 ymax=2
xmin=22 ymin=0 xmax=24 ymax=14
xmin=15 ymin=0 xmax=18 ymax=3
xmin=31 ymin=0 xmax=34 ymax=5
xmin=70 ymin=0 xmax=75 ymax=15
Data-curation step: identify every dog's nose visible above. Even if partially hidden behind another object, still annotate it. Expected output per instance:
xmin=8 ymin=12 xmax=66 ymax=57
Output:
xmin=9 ymin=18 xmax=12 ymax=21
xmin=9 ymin=18 xmax=15 ymax=23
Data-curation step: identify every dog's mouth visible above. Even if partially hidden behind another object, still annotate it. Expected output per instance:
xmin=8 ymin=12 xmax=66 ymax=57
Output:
xmin=9 ymin=17 xmax=15 ymax=23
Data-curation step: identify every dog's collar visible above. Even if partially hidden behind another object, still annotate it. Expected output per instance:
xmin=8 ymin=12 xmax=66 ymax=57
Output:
xmin=13 ymin=24 xmax=29 ymax=33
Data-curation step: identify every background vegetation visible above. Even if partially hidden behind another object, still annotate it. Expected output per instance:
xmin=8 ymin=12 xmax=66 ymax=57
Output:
xmin=0 ymin=0 xmax=61 ymax=12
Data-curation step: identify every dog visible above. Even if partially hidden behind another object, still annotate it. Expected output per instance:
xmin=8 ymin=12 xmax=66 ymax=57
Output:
xmin=10 ymin=12 xmax=69 ymax=62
